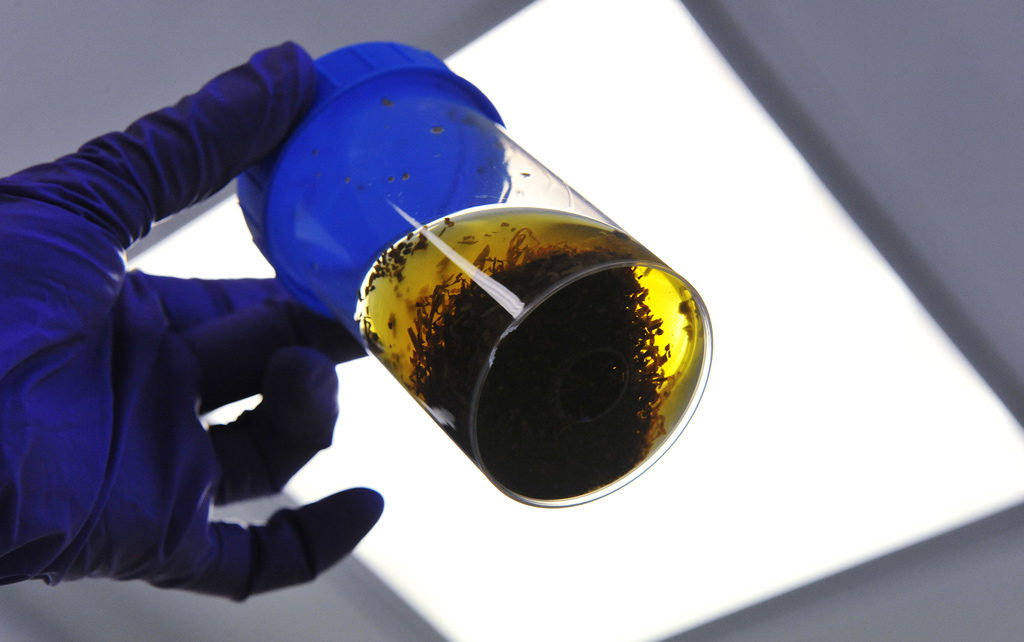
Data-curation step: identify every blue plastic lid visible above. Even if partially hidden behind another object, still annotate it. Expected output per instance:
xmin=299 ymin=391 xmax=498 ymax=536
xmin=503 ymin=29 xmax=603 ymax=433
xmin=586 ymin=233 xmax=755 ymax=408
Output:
xmin=238 ymin=42 xmax=504 ymax=319
xmin=312 ymin=42 xmax=502 ymax=124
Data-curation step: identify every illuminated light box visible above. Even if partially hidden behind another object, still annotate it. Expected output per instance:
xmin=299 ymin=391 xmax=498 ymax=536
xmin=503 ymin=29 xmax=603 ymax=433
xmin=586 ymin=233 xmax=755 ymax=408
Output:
xmin=133 ymin=0 xmax=1024 ymax=639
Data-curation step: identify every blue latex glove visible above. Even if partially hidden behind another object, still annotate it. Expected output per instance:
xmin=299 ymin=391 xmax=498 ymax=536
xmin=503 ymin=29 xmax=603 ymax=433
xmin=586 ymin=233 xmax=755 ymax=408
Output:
xmin=0 ymin=43 xmax=383 ymax=599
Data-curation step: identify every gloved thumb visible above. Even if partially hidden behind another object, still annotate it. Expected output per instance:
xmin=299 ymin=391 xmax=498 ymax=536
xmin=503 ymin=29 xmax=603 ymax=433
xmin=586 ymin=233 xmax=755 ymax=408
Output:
xmin=166 ymin=488 xmax=384 ymax=600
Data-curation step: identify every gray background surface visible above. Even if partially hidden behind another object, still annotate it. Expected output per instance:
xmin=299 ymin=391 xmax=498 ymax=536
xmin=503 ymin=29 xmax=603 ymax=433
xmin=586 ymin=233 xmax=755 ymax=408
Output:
xmin=0 ymin=0 xmax=533 ymax=255
xmin=0 ymin=0 xmax=530 ymax=176
xmin=676 ymin=1 xmax=1024 ymax=638
xmin=3 ymin=1 xmax=1024 ymax=640
xmin=683 ymin=0 xmax=1024 ymax=429
xmin=674 ymin=502 xmax=1024 ymax=641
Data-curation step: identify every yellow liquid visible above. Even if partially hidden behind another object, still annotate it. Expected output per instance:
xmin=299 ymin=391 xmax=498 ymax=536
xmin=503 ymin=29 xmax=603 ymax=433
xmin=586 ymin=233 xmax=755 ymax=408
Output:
xmin=356 ymin=207 xmax=709 ymax=502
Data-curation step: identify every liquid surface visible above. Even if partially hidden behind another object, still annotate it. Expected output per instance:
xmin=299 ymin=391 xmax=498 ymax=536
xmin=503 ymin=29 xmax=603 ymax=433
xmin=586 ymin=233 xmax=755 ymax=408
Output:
xmin=356 ymin=208 xmax=709 ymax=502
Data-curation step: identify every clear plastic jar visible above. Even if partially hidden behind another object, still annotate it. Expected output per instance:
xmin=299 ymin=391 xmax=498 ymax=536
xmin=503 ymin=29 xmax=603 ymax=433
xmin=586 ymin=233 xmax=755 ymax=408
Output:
xmin=238 ymin=42 xmax=712 ymax=506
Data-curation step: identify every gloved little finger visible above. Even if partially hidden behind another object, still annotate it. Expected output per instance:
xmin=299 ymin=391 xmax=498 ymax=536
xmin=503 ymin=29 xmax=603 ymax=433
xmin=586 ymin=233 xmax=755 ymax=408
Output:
xmin=210 ymin=346 xmax=339 ymax=504
xmin=169 ymin=488 xmax=384 ymax=600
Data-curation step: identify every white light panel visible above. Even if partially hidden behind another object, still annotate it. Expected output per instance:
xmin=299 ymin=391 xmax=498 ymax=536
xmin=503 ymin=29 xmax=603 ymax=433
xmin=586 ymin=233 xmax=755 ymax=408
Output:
xmin=132 ymin=1 xmax=1024 ymax=639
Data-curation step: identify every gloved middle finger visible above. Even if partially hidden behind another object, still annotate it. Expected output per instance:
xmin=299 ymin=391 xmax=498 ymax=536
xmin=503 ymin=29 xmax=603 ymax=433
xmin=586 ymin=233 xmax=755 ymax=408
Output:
xmin=182 ymin=296 xmax=365 ymax=412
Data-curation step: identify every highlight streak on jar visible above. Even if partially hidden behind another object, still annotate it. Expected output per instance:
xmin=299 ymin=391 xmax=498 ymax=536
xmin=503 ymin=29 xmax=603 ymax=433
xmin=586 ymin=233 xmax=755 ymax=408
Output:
xmin=389 ymin=201 xmax=526 ymax=317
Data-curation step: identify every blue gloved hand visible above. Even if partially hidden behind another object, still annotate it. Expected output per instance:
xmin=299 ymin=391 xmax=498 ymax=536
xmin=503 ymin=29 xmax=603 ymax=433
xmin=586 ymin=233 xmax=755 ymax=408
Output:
xmin=0 ymin=42 xmax=383 ymax=599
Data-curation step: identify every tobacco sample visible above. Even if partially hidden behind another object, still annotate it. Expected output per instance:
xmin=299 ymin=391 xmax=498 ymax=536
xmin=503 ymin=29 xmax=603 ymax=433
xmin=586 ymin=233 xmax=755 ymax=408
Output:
xmin=357 ymin=209 xmax=705 ymax=501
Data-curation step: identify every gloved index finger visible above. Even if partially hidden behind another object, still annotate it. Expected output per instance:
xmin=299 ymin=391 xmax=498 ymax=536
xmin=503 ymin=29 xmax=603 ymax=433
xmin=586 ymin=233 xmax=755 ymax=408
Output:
xmin=0 ymin=42 xmax=317 ymax=251
xmin=127 ymin=273 xmax=288 ymax=334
